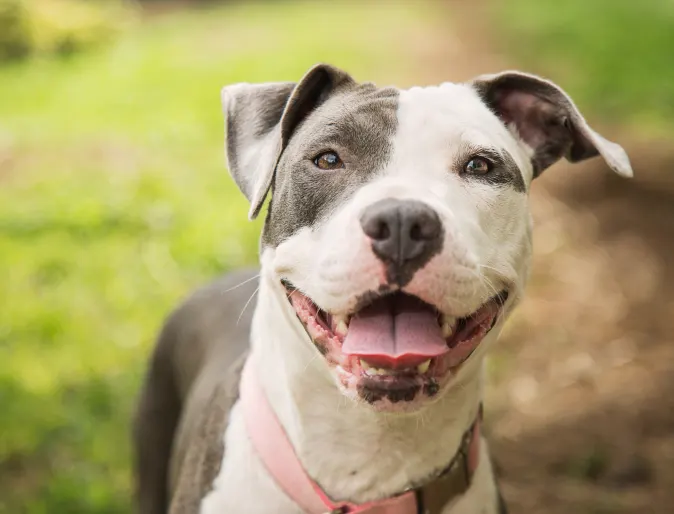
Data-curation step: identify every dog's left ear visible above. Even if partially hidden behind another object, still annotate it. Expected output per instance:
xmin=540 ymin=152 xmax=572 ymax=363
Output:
xmin=472 ymin=71 xmax=633 ymax=179
xmin=222 ymin=64 xmax=354 ymax=219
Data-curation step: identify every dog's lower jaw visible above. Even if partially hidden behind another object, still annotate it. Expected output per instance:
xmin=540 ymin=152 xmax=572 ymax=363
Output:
xmin=209 ymin=269 xmax=500 ymax=510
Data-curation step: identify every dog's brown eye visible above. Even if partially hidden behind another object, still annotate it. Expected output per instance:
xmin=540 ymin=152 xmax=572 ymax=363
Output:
xmin=313 ymin=151 xmax=344 ymax=170
xmin=464 ymin=157 xmax=491 ymax=175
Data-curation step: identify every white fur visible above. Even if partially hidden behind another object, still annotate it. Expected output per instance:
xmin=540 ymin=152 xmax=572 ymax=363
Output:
xmin=202 ymin=83 xmax=537 ymax=512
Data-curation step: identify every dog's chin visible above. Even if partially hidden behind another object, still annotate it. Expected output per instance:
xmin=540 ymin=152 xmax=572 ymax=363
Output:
xmin=283 ymin=281 xmax=508 ymax=413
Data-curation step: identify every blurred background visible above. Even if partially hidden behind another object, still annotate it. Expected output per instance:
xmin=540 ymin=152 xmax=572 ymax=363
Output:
xmin=0 ymin=0 xmax=672 ymax=512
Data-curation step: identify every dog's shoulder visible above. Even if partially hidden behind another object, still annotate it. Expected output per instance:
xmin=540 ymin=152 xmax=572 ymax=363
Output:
xmin=166 ymin=268 xmax=258 ymax=491
xmin=167 ymin=268 xmax=259 ymax=397
xmin=169 ymin=353 xmax=247 ymax=514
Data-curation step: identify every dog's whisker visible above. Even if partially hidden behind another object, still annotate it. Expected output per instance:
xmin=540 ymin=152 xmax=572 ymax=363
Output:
xmin=481 ymin=276 xmax=501 ymax=301
xmin=478 ymin=263 xmax=503 ymax=274
xmin=336 ymin=394 xmax=348 ymax=416
xmin=418 ymin=411 xmax=429 ymax=434
xmin=236 ymin=286 xmax=259 ymax=326
xmin=222 ymin=273 xmax=260 ymax=294
xmin=478 ymin=264 xmax=514 ymax=304
xmin=462 ymin=266 xmax=502 ymax=310
xmin=301 ymin=353 xmax=320 ymax=374
xmin=287 ymin=288 xmax=302 ymax=301
xmin=414 ymin=411 xmax=429 ymax=434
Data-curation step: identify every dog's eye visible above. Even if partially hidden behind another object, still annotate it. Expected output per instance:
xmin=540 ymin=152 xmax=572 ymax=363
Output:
xmin=313 ymin=151 xmax=344 ymax=170
xmin=464 ymin=157 xmax=491 ymax=175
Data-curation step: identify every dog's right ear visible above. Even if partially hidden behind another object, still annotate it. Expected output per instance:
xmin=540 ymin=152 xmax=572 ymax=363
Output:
xmin=472 ymin=71 xmax=633 ymax=179
xmin=222 ymin=64 xmax=354 ymax=220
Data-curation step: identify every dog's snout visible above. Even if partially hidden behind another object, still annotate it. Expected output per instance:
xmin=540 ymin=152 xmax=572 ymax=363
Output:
xmin=360 ymin=199 xmax=442 ymax=283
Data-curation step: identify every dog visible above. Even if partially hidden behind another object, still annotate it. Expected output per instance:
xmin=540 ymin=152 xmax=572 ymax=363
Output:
xmin=133 ymin=64 xmax=633 ymax=514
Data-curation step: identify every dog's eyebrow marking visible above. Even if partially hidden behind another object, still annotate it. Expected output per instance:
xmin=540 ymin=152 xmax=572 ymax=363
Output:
xmin=454 ymin=143 xmax=526 ymax=193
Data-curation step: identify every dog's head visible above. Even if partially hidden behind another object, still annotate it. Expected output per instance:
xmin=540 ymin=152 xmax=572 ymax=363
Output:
xmin=222 ymin=64 xmax=632 ymax=412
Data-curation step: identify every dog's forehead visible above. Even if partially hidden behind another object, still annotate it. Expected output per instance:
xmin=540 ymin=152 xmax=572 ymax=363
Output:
xmin=297 ymin=81 xmax=522 ymax=164
xmin=400 ymin=82 xmax=491 ymax=118
xmin=304 ymin=81 xmax=499 ymax=134
xmin=396 ymin=83 xmax=526 ymax=155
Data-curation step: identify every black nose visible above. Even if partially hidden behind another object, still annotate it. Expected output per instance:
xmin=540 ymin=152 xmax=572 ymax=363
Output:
xmin=360 ymin=199 xmax=443 ymax=283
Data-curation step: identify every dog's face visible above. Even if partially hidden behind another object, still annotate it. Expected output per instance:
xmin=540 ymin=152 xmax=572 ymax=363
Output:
xmin=222 ymin=65 xmax=632 ymax=412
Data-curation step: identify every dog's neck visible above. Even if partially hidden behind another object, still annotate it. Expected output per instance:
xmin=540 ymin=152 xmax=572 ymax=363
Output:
xmin=249 ymin=271 xmax=487 ymax=504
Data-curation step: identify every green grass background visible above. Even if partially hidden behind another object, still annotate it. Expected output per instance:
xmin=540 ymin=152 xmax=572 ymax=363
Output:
xmin=492 ymin=0 xmax=674 ymax=136
xmin=0 ymin=2 xmax=437 ymax=512
xmin=0 ymin=0 xmax=672 ymax=512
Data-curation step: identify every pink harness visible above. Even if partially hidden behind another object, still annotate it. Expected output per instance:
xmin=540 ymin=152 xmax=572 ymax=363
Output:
xmin=240 ymin=358 xmax=481 ymax=514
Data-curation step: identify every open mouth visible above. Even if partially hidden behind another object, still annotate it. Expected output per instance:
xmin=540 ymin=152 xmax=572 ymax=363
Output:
xmin=284 ymin=282 xmax=508 ymax=404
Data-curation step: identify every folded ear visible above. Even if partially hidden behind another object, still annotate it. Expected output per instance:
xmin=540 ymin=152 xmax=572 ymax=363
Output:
xmin=221 ymin=64 xmax=354 ymax=219
xmin=472 ymin=71 xmax=633 ymax=179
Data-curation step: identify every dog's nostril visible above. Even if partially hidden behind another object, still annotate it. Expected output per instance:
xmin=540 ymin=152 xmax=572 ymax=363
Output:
xmin=409 ymin=223 xmax=421 ymax=241
xmin=412 ymin=222 xmax=435 ymax=241
xmin=375 ymin=221 xmax=390 ymax=241
xmin=412 ymin=214 xmax=441 ymax=241
xmin=362 ymin=216 xmax=391 ymax=241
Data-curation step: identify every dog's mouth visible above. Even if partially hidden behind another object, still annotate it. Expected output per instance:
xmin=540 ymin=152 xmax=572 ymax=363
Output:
xmin=283 ymin=282 xmax=508 ymax=406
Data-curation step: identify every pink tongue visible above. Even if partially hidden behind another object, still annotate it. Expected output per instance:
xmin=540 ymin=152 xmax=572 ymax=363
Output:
xmin=342 ymin=294 xmax=449 ymax=369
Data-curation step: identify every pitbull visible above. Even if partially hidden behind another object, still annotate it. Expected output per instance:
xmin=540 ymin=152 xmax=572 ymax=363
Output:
xmin=133 ymin=64 xmax=632 ymax=514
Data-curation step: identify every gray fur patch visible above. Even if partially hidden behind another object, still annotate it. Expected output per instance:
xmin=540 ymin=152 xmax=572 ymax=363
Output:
xmin=263 ymin=84 xmax=400 ymax=247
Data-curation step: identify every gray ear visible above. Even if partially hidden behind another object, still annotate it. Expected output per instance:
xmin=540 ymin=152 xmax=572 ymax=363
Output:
xmin=472 ymin=71 xmax=633 ymax=179
xmin=221 ymin=64 xmax=354 ymax=219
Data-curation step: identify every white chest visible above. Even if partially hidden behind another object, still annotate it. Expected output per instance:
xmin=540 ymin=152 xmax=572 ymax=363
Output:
xmin=199 ymin=403 xmax=499 ymax=514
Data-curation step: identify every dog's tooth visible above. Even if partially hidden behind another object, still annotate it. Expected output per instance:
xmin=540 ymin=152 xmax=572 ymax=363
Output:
xmin=417 ymin=360 xmax=431 ymax=374
xmin=335 ymin=320 xmax=348 ymax=336
xmin=442 ymin=314 xmax=456 ymax=326
xmin=361 ymin=364 xmax=394 ymax=376
xmin=333 ymin=314 xmax=349 ymax=333
xmin=442 ymin=322 xmax=453 ymax=338
xmin=442 ymin=315 xmax=456 ymax=338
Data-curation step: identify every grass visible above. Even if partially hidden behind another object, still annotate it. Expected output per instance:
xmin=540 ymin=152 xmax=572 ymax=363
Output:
xmin=492 ymin=0 xmax=674 ymax=136
xmin=0 ymin=2 xmax=440 ymax=512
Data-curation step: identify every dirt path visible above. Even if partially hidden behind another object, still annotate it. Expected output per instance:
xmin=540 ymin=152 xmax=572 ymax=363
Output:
xmin=409 ymin=5 xmax=674 ymax=513
xmin=492 ymin=167 xmax=674 ymax=514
